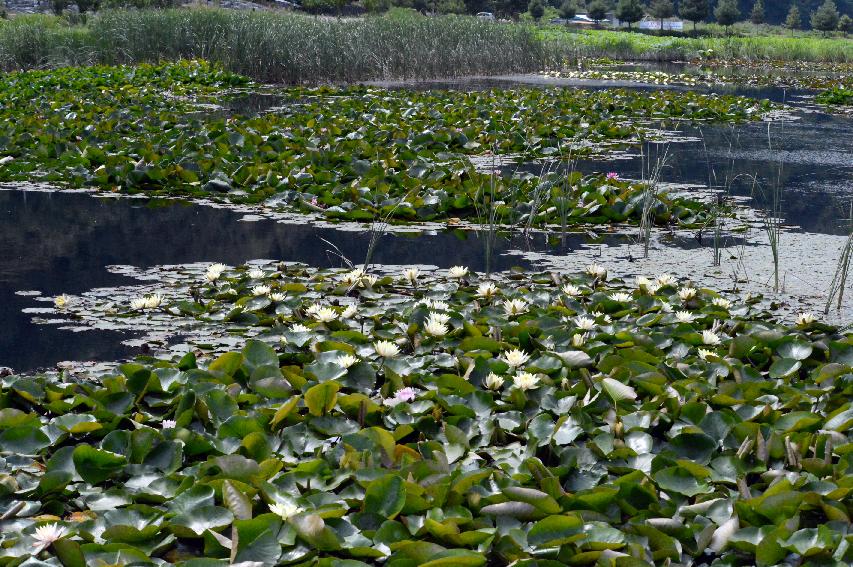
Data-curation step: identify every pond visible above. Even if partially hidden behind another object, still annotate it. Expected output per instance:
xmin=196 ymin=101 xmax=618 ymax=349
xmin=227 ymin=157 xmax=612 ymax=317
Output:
xmin=1 ymin=77 xmax=851 ymax=372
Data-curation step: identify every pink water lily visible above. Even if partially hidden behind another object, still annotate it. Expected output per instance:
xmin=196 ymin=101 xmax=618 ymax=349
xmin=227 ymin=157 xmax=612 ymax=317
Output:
xmin=606 ymin=172 xmax=619 ymax=180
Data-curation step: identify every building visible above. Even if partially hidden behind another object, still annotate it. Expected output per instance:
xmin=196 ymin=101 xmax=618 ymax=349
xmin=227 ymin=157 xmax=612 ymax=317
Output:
xmin=637 ymin=15 xmax=684 ymax=31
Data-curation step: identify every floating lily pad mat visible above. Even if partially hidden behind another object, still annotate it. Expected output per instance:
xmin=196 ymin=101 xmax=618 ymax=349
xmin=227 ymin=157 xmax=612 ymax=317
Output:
xmin=0 ymin=61 xmax=774 ymax=227
xmin=3 ymin=262 xmax=852 ymax=566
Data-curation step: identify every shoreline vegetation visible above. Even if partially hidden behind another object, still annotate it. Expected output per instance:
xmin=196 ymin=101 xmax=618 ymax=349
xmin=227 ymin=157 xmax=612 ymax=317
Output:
xmin=0 ymin=9 xmax=851 ymax=82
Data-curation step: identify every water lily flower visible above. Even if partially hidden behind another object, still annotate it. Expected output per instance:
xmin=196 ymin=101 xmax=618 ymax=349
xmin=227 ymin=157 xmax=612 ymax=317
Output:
xmin=600 ymin=313 xmax=613 ymax=324
xmin=313 ymin=307 xmax=338 ymax=323
xmin=305 ymin=303 xmax=321 ymax=316
xmin=374 ymin=340 xmax=400 ymax=358
xmin=502 ymin=348 xmax=530 ymax=368
xmin=514 ymin=372 xmax=540 ymax=391
xmin=502 ymin=298 xmax=527 ymax=316
xmin=702 ymin=330 xmax=721 ymax=345
xmin=712 ymin=297 xmax=732 ymax=309
xmin=385 ymin=387 xmax=417 ymax=407
xmin=32 ymin=523 xmax=64 ymax=550
xmin=636 ymin=276 xmax=652 ymax=289
xmin=678 ymin=287 xmax=697 ymax=301
xmin=362 ymin=275 xmax=379 ymax=288
xmin=476 ymin=282 xmax=499 ymax=299
xmin=291 ymin=323 xmax=311 ymax=333
xmin=586 ymin=264 xmax=607 ymax=279
xmin=205 ymin=263 xmax=228 ymax=282
xmin=431 ymin=300 xmax=450 ymax=312
xmin=130 ymin=297 xmax=147 ymax=310
xmin=251 ymin=285 xmax=271 ymax=296
xmin=575 ymin=316 xmax=596 ymax=330
xmin=660 ymin=301 xmax=673 ymax=313
xmin=675 ymin=310 xmax=695 ymax=323
xmin=606 ymin=172 xmax=619 ymax=180
xmin=572 ymin=333 xmax=587 ymax=347
xmin=340 ymin=304 xmax=358 ymax=319
xmin=248 ymin=268 xmax=266 ymax=279
xmin=610 ymin=292 xmax=632 ymax=303
xmin=647 ymin=283 xmax=661 ymax=295
xmin=429 ymin=312 xmax=451 ymax=325
xmin=341 ymin=268 xmax=365 ymax=286
xmin=448 ymin=266 xmax=469 ymax=279
xmin=562 ymin=283 xmax=581 ymax=296
xmin=270 ymin=292 xmax=286 ymax=302
xmin=697 ymin=348 xmax=716 ymax=361
xmin=337 ymin=354 xmax=359 ymax=369
xmin=484 ymin=372 xmax=504 ymax=391
xmin=162 ymin=419 xmax=176 ymax=429
xmin=269 ymin=501 xmax=302 ymax=520
xmin=423 ymin=315 xmax=449 ymax=337
xmin=796 ymin=312 xmax=816 ymax=326
xmin=54 ymin=294 xmax=71 ymax=308
xmin=657 ymin=273 xmax=677 ymax=286
xmin=144 ymin=294 xmax=163 ymax=309
xmin=402 ymin=268 xmax=420 ymax=285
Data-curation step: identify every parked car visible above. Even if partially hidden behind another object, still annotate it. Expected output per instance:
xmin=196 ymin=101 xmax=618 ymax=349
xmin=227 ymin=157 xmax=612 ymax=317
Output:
xmin=476 ymin=12 xmax=495 ymax=20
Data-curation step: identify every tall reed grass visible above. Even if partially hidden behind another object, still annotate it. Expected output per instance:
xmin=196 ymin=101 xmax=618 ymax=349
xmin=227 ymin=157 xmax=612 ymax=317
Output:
xmin=0 ymin=9 xmax=545 ymax=81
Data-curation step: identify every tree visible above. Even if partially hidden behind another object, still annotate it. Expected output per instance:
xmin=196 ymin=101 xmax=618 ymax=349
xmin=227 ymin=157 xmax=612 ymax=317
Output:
xmin=811 ymin=0 xmax=840 ymax=34
xmin=587 ymin=0 xmax=609 ymax=23
xmin=679 ymin=0 xmax=708 ymax=33
xmin=648 ymin=0 xmax=674 ymax=31
xmin=750 ymin=0 xmax=765 ymax=24
xmin=615 ymin=0 xmax=644 ymax=29
xmin=714 ymin=0 xmax=740 ymax=32
xmin=528 ymin=0 xmax=545 ymax=20
xmin=839 ymin=13 xmax=853 ymax=34
xmin=559 ymin=0 xmax=576 ymax=20
xmin=785 ymin=4 xmax=802 ymax=34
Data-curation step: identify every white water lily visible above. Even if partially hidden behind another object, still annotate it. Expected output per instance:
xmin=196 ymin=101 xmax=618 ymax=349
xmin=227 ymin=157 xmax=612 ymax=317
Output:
xmin=502 ymin=348 xmax=529 ymax=368
xmin=675 ymin=310 xmax=695 ymax=323
xmin=291 ymin=323 xmax=311 ymax=333
xmin=305 ymin=303 xmax=321 ymax=316
xmin=340 ymin=304 xmax=358 ymax=319
xmin=374 ymin=340 xmax=400 ymax=358
xmin=572 ymin=333 xmax=587 ymax=347
xmin=562 ymin=283 xmax=581 ymax=296
xmin=586 ymin=263 xmax=607 ymax=278
xmin=448 ymin=266 xmax=469 ymax=279
xmin=697 ymin=348 xmax=716 ymax=361
xmin=429 ymin=312 xmax=451 ymax=325
xmin=32 ymin=523 xmax=65 ymax=550
xmin=702 ymin=329 xmax=722 ymax=345
xmin=341 ymin=268 xmax=365 ymax=286
xmin=636 ymin=276 xmax=652 ymax=289
xmin=336 ymin=354 xmax=359 ymax=369
xmin=251 ymin=285 xmax=271 ymax=296
xmin=130 ymin=295 xmax=154 ymax=310
xmin=660 ymin=301 xmax=673 ymax=313
xmin=502 ymin=298 xmax=527 ymax=316
xmin=610 ymin=292 xmax=632 ymax=303
xmin=54 ymin=294 xmax=71 ymax=308
xmin=270 ymin=292 xmax=286 ymax=302
xmin=678 ymin=287 xmax=697 ymax=301
xmin=313 ymin=307 xmax=338 ymax=323
xmin=145 ymin=294 xmax=163 ymax=309
xmin=248 ymin=268 xmax=266 ymax=279
xmin=575 ymin=316 xmax=596 ymax=330
xmin=712 ymin=297 xmax=732 ymax=309
xmin=514 ymin=372 xmax=540 ymax=391
xmin=657 ymin=273 xmax=677 ymax=286
xmin=476 ymin=282 xmax=499 ymax=298
xmin=484 ymin=373 xmax=504 ymax=391
xmin=430 ymin=301 xmax=450 ymax=312
xmin=362 ymin=274 xmax=378 ymax=288
xmin=161 ymin=419 xmax=176 ymax=429
xmin=402 ymin=268 xmax=420 ymax=284
xmin=646 ymin=283 xmax=661 ymax=295
xmin=269 ymin=501 xmax=302 ymax=520
xmin=423 ymin=315 xmax=449 ymax=337
xmin=385 ymin=387 xmax=417 ymax=407
xmin=205 ymin=263 xmax=228 ymax=282
xmin=796 ymin=312 xmax=816 ymax=326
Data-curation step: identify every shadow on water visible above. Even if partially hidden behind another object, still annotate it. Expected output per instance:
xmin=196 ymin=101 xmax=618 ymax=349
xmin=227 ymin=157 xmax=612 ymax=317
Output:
xmin=1 ymin=189 xmax=590 ymax=371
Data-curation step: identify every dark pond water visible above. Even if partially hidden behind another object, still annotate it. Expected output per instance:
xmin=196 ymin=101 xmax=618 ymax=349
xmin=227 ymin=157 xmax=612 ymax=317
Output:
xmin=1 ymin=189 xmax=583 ymax=371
